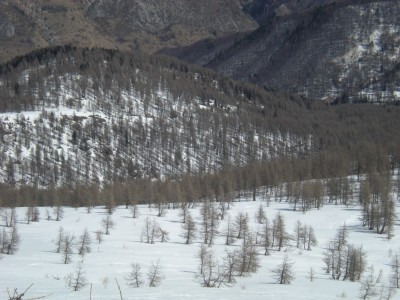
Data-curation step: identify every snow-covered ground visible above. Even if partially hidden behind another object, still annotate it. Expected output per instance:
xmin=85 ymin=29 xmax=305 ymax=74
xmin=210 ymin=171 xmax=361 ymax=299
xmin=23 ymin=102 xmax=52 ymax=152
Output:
xmin=1 ymin=197 xmax=399 ymax=300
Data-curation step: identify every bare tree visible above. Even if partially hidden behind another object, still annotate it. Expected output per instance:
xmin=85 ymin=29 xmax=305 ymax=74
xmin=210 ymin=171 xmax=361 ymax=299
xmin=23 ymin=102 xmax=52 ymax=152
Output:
xmin=391 ymin=253 xmax=400 ymax=289
xmin=262 ymin=216 xmax=271 ymax=255
xmin=235 ymin=212 xmax=248 ymax=239
xmin=197 ymin=244 xmax=208 ymax=276
xmin=2 ymin=208 xmax=17 ymax=228
xmin=255 ymin=204 xmax=266 ymax=224
xmin=237 ymin=232 xmax=259 ymax=276
xmin=53 ymin=205 xmax=64 ymax=221
xmin=101 ymin=215 xmax=114 ymax=235
xmin=181 ymin=212 xmax=196 ymax=244
xmin=195 ymin=246 xmax=226 ymax=287
xmin=95 ymin=230 xmax=103 ymax=244
xmin=130 ymin=203 xmax=139 ymax=219
xmin=25 ymin=207 xmax=33 ymax=224
xmin=54 ymin=226 xmax=64 ymax=253
xmin=66 ymin=261 xmax=88 ymax=291
xmin=179 ymin=202 xmax=189 ymax=223
xmin=125 ymin=263 xmax=143 ymax=288
xmin=147 ymin=259 xmax=165 ymax=287
xmin=359 ymin=267 xmax=378 ymax=299
xmin=272 ymin=212 xmax=289 ymax=251
xmin=200 ymin=201 xmax=219 ymax=245
xmin=308 ymin=267 xmax=315 ymax=282
xmin=77 ymin=228 xmax=91 ymax=256
xmin=222 ymin=249 xmax=239 ymax=285
xmin=272 ymin=255 xmax=295 ymax=284
xmin=141 ymin=217 xmax=160 ymax=244
xmin=304 ymin=225 xmax=317 ymax=251
xmin=221 ymin=215 xmax=236 ymax=246
xmin=5 ymin=221 xmax=20 ymax=255
xmin=159 ymin=228 xmax=169 ymax=243
xmin=61 ymin=233 xmax=75 ymax=264
xmin=323 ymin=224 xmax=366 ymax=282
xmin=293 ymin=220 xmax=303 ymax=249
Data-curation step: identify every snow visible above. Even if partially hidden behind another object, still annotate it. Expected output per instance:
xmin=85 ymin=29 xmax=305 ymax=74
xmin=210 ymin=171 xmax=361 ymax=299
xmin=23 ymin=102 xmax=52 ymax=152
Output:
xmin=1 ymin=195 xmax=399 ymax=300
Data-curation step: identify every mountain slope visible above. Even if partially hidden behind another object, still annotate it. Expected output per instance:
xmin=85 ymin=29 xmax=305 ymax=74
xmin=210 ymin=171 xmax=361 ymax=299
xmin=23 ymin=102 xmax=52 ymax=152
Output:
xmin=1 ymin=46 xmax=399 ymax=188
xmin=0 ymin=0 xmax=258 ymax=63
xmin=175 ymin=0 xmax=400 ymax=102
xmin=0 ymin=46 xmax=310 ymax=187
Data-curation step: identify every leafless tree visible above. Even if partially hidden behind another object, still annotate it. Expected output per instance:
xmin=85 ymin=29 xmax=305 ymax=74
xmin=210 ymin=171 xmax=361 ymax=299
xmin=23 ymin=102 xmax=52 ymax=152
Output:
xmin=65 ymin=261 xmax=88 ymax=291
xmin=359 ymin=267 xmax=378 ymax=299
xmin=141 ymin=217 xmax=160 ymax=244
xmin=255 ymin=204 xmax=266 ymax=224
xmin=308 ymin=267 xmax=315 ymax=282
xmin=101 ymin=215 xmax=114 ymax=235
xmin=237 ymin=232 xmax=259 ymax=276
xmin=181 ymin=212 xmax=196 ymax=244
xmin=130 ymin=203 xmax=139 ymax=219
xmin=53 ymin=205 xmax=64 ymax=221
xmin=61 ymin=233 xmax=75 ymax=264
xmin=77 ymin=228 xmax=91 ymax=256
xmin=195 ymin=247 xmax=226 ymax=287
xmin=2 ymin=208 xmax=17 ymax=228
xmin=125 ymin=263 xmax=144 ymax=288
xmin=235 ymin=212 xmax=248 ymax=239
xmin=293 ymin=220 xmax=303 ymax=249
xmin=272 ymin=255 xmax=295 ymax=284
xmin=147 ymin=259 xmax=165 ymax=287
xmin=262 ymin=216 xmax=271 ymax=255
xmin=222 ymin=215 xmax=236 ymax=246
xmin=200 ymin=201 xmax=219 ymax=245
xmin=54 ymin=226 xmax=64 ymax=253
xmin=95 ymin=230 xmax=103 ymax=244
xmin=272 ymin=212 xmax=289 ymax=251
xmin=222 ymin=249 xmax=239 ymax=285
xmin=159 ymin=228 xmax=169 ymax=243
xmin=391 ymin=253 xmax=400 ymax=289
xmin=6 ymin=222 xmax=20 ymax=255
xmin=323 ymin=224 xmax=366 ymax=282
xmin=197 ymin=244 xmax=208 ymax=276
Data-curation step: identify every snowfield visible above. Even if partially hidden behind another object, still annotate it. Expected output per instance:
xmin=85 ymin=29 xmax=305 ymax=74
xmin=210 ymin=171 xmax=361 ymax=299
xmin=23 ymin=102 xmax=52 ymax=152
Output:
xmin=0 ymin=196 xmax=399 ymax=300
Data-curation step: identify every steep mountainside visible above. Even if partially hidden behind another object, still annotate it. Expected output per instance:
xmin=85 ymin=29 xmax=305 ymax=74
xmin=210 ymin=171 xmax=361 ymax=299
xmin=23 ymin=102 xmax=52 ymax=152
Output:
xmin=175 ymin=0 xmax=400 ymax=102
xmin=0 ymin=0 xmax=257 ymax=63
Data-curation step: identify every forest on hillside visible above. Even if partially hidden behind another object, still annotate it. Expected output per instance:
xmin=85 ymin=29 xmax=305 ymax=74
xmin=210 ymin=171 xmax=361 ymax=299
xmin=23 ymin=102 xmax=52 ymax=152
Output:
xmin=0 ymin=47 xmax=398 ymax=215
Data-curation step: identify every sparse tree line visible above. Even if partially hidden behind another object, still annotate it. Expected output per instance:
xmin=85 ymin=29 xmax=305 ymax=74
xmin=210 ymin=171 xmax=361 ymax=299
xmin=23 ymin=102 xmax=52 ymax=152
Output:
xmin=2 ymin=153 xmax=396 ymax=239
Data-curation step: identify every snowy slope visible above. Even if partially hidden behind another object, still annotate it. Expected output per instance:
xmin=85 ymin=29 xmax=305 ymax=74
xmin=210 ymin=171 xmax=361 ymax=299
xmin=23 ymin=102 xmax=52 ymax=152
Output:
xmin=0 ymin=195 xmax=398 ymax=300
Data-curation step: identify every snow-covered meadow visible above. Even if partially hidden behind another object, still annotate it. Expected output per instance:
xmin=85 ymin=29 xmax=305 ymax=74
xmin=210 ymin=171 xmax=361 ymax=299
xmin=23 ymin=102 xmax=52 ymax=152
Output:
xmin=1 ymin=195 xmax=399 ymax=300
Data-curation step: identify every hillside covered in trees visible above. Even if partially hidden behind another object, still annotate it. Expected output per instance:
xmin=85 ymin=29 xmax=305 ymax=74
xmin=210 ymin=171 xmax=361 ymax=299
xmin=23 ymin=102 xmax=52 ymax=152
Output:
xmin=0 ymin=46 xmax=399 ymax=208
